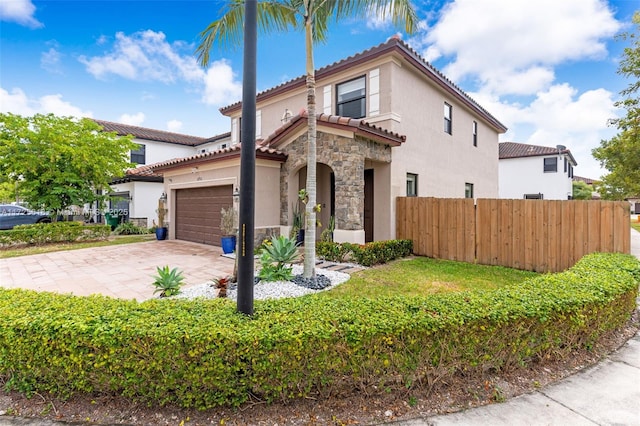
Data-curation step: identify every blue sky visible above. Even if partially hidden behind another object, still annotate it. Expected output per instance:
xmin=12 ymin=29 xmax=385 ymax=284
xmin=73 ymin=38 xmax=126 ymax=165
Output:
xmin=1 ymin=0 xmax=637 ymax=179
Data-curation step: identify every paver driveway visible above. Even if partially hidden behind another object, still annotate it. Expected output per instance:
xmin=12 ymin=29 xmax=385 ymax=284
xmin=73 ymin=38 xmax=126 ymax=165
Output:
xmin=0 ymin=240 xmax=235 ymax=300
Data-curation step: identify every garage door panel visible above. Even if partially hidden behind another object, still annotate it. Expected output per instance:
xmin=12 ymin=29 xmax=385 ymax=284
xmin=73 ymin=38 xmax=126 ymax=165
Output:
xmin=175 ymin=186 xmax=233 ymax=246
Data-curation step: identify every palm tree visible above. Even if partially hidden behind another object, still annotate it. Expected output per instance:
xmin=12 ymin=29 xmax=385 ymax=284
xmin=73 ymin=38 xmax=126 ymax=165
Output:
xmin=197 ymin=0 xmax=416 ymax=280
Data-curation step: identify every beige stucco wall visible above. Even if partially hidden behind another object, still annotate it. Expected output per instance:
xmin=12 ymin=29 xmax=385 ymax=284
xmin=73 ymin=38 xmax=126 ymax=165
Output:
xmin=229 ymin=51 xmax=503 ymax=241
xmin=161 ymin=158 xmax=281 ymax=240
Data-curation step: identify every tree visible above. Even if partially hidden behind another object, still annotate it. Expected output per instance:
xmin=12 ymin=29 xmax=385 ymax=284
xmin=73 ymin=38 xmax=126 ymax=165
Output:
xmin=0 ymin=113 xmax=136 ymax=215
xmin=197 ymin=0 xmax=416 ymax=280
xmin=572 ymin=180 xmax=593 ymax=200
xmin=592 ymin=12 xmax=640 ymax=200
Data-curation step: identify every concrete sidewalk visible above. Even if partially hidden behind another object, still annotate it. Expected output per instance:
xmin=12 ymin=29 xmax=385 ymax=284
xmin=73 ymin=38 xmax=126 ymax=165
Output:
xmin=391 ymin=227 xmax=640 ymax=426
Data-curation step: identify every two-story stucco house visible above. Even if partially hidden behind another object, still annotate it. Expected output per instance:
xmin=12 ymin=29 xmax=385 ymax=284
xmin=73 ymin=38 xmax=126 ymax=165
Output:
xmin=499 ymin=142 xmax=577 ymax=200
xmin=94 ymin=119 xmax=230 ymax=227
xmin=152 ymin=37 xmax=507 ymax=245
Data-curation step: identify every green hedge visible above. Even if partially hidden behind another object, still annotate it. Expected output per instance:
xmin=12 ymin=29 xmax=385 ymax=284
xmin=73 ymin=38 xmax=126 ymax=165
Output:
xmin=316 ymin=239 xmax=413 ymax=266
xmin=0 ymin=252 xmax=638 ymax=409
xmin=0 ymin=222 xmax=110 ymax=247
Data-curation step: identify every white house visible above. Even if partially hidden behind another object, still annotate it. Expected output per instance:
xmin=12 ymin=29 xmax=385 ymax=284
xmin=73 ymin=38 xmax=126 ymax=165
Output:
xmin=499 ymin=142 xmax=577 ymax=200
xmin=94 ymin=119 xmax=230 ymax=227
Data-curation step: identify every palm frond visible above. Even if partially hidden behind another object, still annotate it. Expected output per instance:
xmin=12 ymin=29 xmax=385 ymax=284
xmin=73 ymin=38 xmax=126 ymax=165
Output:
xmin=197 ymin=0 xmax=299 ymax=67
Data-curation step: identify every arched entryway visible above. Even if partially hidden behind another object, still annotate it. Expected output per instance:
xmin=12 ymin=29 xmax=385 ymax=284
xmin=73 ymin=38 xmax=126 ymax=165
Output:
xmin=288 ymin=163 xmax=335 ymax=240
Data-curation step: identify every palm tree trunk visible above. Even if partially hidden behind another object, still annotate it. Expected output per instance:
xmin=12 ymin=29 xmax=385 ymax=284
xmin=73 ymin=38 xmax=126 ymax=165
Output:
xmin=303 ymin=9 xmax=316 ymax=279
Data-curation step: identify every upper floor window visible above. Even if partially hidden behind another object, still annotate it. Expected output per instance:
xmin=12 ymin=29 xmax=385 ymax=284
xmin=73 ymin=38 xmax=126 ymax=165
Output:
xmin=472 ymin=121 xmax=478 ymax=146
xmin=407 ymin=173 xmax=418 ymax=197
xmin=131 ymin=144 xmax=146 ymax=165
xmin=465 ymin=182 xmax=474 ymax=199
xmin=336 ymin=76 xmax=366 ymax=119
xmin=543 ymin=157 xmax=557 ymax=172
xmin=444 ymin=102 xmax=452 ymax=134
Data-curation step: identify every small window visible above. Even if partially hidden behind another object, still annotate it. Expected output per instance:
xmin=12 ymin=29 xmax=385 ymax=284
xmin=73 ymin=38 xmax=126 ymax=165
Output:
xmin=564 ymin=157 xmax=567 ymax=173
xmin=569 ymin=164 xmax=574 ymax=178
xmin=464 ymin=182 xmax=474 ymax=199
xmin=406 ymin=173 xmax=418 ymax=197
xmin=130 ymin=144 xmax=146 ymax=165
xmin=524 ymin=193 xmax=544 ymax=200
xmin=543 ymin=157 xmax=557 ymax=172
xmin=472 ymin=121 xmax=478 ymax=146
xmin=336 ymin=76 xmax=366 ymax=118
xmin=444 ymin=102 xmax=452 ymax=134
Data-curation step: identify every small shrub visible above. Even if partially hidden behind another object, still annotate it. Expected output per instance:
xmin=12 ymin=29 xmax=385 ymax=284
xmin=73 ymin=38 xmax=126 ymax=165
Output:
xmin=152 ymin=266 xmax=184 ymax=297
xmin=316 ymin=239 xmax=413 ymax=266
xmin=0 ymin=222 xmax=110 ymax=247
xmin=258 ymin=235 xmax=299 ymax=282
xmin=114 ymin=222 xmax=149 ymax=235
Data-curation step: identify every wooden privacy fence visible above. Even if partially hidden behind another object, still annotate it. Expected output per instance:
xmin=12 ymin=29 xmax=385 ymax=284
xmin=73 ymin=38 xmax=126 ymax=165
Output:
xmin=396 ymin=197 xmax=631 ymax=273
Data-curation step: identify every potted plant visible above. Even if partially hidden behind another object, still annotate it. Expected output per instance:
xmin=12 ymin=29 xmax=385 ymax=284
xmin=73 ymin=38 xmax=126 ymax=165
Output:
xmin=220 ymin=206 xmax=237 ymax=254
xmin=155 ymin=197 xmax=168 ymax=240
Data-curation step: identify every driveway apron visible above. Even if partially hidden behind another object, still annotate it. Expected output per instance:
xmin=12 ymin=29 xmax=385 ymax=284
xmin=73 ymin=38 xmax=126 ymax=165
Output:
xmin=0 ymin=240 xmax=235 ymax=301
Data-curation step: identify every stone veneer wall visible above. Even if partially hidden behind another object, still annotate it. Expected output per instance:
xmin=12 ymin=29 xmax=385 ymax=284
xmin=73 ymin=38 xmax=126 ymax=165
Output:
xmin=279 ymin=131 xmax=391 ymax=231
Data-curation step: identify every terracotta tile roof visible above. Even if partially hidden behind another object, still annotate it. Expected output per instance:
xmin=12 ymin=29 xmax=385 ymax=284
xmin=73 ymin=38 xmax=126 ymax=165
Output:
xmin=93 ymin=119 xmax=219 ymax=146
xmin=499 ymin=142 xmax=577 ymax=165
xmin=262 ymin=111 xmax=406 ymax=148
xmin=220 ymin=37 xmax=507 ymax=133
xmin=151 ymin=143 xmax=287 ymax=172
xmin=111 ymin=162 xmax=165 ymax=184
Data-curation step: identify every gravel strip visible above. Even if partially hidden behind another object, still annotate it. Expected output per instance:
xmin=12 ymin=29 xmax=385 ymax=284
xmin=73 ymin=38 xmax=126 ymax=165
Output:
xmin=173 ymin=265 xmax=350 ymax=301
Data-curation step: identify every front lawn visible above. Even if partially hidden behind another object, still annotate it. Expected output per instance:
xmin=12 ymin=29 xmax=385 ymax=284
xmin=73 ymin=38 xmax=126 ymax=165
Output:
xmin=632 ymin=221 xmax=640 ymax=233
xmin=322 ymin=256 xmax=539 ymax=299
xmin=0 ymin=234 xmax=155 ymax=258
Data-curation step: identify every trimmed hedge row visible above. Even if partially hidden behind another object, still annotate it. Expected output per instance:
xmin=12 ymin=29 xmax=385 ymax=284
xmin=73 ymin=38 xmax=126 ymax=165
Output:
xmin=0 ymin=252 xmax=638 ymax=409
xmin=316 ymin=239 xmax=413 ymax=266
xmin=0 ymin=222 xmax=110 ymax=247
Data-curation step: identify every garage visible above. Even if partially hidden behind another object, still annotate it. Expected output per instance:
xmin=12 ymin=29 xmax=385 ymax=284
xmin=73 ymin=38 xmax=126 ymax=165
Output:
xmin=174 ymin=186 xmax=233 ymax=245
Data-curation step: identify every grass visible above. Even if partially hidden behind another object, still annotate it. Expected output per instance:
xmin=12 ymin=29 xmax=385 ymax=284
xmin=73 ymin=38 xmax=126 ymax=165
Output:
xmin=0 ymin=234 xmax=155 ymax=258
xmin=322 ymin=256 xmax=539 ymax=299
xmin=632 ymin=221 xmax=640 ymax=233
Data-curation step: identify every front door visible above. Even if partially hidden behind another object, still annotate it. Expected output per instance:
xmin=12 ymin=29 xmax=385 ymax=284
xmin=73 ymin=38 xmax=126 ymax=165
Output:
xmin=364 ymin=169 xmax=374 ymax=242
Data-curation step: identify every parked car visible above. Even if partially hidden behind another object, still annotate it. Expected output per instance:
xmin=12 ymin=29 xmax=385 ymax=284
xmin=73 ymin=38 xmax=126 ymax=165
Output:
xmin=0 ymin=204 xmax=51 ymax=230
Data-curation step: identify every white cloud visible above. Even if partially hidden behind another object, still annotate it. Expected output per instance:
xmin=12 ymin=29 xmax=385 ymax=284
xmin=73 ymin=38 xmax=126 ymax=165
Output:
xmin=166 ymin=120 xmax=183 ymax=132
xmin=201 ymin=60 xmax=243 ymax=105
xmin=410 ymin=0 xmax=620 ymax=96
xmin=0 ymin=87 xmax=92 ymax=118
xmin=41 ymin=47 xmax=63 ymax=74
xmin=0 ymin=0 xmax=42 ymax=28
xmin=472 ymin=84 xmax=619 ymax=178
xmin=119 ymin=112 xmax=145 ymax=126
xmin=78 ymin=30 xmax=242 ymax=106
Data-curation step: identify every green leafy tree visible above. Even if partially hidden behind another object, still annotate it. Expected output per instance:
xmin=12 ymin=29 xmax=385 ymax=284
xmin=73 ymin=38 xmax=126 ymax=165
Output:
xmin=197 ymin=0 xmax=416 ymax=279
xmin=593 ymin=12 xmax=640 ymax=200
xmin=0 ymin=113 xmax=136 ymax=214
xmin=572 ymin=180 xmax=593 ymax=200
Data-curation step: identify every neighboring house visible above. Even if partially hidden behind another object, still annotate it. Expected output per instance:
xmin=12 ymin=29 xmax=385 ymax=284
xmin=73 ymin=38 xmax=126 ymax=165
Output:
xmin=151 ymin=37 xmax=507 ymax=245
xmin=499 ymin=142 xmax=577 ymax=200
xmin=626 ymin=196 xmax=640 ymax=214
xmin=573 ymin=175 xmax=601 ymax=200
xmin=94 ymin=119 xmax=231 ymax=227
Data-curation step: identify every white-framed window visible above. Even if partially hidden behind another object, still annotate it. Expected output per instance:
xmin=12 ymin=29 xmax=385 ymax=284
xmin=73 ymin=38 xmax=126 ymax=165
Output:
xmin=464 ymin=182 xmax=474 ymax=199
xmin=407 ymin=173 xmax=418 ymax=197
xmin=444 ymin=102 xmax=452 ymax=134
xmin=336 ymin=76 xmax=366 ymax=118
xmin=544 ymin=157 xmax=557 ymax=172
xmin=472 ymin=121 xmax=478 ymax=146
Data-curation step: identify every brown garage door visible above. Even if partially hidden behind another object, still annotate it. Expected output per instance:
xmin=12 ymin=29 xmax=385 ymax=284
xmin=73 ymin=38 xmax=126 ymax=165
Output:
xmin=175 ymin=186 xmax=233 ymax=245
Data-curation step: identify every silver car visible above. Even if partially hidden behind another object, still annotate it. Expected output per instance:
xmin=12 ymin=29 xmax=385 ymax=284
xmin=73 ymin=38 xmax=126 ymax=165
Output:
xmin=0 ymin=204 xmax=51 ymax=230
